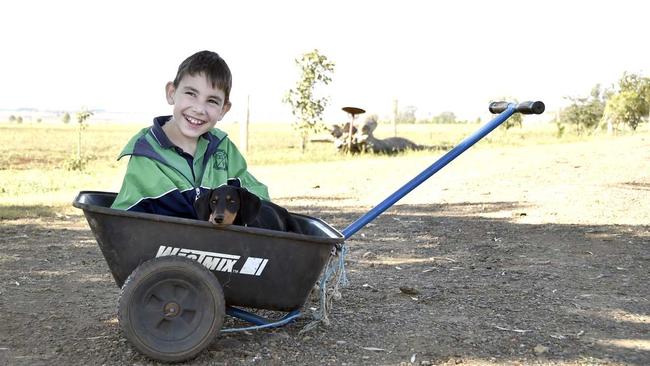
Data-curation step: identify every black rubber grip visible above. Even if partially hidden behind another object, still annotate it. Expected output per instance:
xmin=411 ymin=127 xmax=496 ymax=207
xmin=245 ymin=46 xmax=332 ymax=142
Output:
xmin=517 ymin=101 xmax=545 ymax=114
xmin=489 ymin=101 xmax=545 ymax=115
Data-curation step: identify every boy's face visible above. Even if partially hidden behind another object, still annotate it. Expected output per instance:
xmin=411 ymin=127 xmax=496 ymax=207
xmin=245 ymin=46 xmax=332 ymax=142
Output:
xmin=165 ymin=73 xmax=231 ymax=141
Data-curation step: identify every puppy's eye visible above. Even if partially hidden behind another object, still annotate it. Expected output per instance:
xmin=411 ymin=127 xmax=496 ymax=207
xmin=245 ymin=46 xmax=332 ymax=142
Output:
xmin=211 ymin=199 xmax=217 ymax=204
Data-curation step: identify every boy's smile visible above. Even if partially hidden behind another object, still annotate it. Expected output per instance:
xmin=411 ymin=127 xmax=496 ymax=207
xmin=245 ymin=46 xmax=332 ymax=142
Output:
xmin=184 ymin=114 xmax=207 ymax=126
xmin=163 ymin=73 xmax=231 ymax=155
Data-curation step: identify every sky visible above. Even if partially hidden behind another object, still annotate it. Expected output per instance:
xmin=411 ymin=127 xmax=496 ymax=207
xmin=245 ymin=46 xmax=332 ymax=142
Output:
xmin=1 ymin=0 xmax=647 ymax=123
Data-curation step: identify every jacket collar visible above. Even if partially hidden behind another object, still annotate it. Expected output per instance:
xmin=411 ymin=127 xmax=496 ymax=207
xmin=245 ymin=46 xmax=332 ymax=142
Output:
xmin=151 ymin=116 xmax=176 ymax=149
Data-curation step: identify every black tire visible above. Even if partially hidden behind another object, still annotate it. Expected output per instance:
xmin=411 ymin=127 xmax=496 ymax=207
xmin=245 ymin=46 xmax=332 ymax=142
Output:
xmin=118 ymin=256 xmax=225 ymax=363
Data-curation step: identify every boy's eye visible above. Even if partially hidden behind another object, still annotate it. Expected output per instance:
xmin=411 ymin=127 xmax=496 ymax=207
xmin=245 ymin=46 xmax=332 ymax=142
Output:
xmin=209 ymin=99 xmax=221 ymax=106
xmin=185 ymin=91 xmax=196 ymax=97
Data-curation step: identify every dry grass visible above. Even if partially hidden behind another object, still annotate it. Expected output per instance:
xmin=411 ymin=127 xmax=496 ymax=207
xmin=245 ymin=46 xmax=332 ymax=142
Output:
xmin=1 ymin=119 xmax=645 ymax=219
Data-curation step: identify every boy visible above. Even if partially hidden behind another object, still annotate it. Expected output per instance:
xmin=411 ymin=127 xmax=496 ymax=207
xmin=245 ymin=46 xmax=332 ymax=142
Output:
xmin=111 ymin=50 xmax=269 ymax=219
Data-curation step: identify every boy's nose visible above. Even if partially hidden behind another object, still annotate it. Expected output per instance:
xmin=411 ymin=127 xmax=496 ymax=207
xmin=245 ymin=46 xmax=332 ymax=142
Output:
xmin=191 ymin=104 xmax=207 ymax=115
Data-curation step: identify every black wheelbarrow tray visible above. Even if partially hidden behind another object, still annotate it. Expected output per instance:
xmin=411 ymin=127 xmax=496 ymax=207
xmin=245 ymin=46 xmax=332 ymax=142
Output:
xmin=73 ymin=190 xmax=343 ymax=362
xmin=73 ymin=101 xmax=544 ymax=362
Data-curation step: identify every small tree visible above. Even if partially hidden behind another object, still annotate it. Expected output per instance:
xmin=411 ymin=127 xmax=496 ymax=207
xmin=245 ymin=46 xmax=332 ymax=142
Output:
xmin=76 ymin=108 xmax=93 ymax=160
xmin=560 ymin=85 xmax=607 ymax=134
xmin=602 ymin=72 xmax=650 ymax=132
xmin=283 ymin=49 xmax=335 ymax=152
xmin=62 ymin=112 xmax=71 ymax=124
xmin=66 ymin=108 xmax=93 ymax=171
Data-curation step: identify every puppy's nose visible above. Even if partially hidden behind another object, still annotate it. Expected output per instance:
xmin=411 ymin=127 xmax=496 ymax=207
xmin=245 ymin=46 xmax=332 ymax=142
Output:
xmin=208 ymin=212 xmax=225 ymax=225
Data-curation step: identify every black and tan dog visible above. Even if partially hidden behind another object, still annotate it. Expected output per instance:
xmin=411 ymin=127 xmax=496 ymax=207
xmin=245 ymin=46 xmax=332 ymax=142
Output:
xmin=194 ymin=184 xmax=302 ymax=234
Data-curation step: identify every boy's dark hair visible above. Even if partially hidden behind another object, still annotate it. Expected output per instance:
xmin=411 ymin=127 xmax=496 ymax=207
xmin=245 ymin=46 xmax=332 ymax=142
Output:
xmin=173 ymin=50 xmax=232 ymax=104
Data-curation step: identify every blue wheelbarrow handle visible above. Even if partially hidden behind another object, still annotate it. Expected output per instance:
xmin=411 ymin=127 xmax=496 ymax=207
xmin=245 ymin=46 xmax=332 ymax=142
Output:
xmin=341 ymin=101 xmax=545 ymax=239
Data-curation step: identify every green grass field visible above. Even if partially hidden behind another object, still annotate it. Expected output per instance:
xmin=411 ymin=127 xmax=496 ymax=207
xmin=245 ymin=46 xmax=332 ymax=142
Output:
xmin=1 ymin=120 xmax=645 ymax=219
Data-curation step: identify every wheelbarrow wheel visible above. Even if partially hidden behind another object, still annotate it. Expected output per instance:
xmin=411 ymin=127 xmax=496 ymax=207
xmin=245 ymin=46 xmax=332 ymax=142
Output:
xmin=117 ymin=256 xmax=225 ymax=363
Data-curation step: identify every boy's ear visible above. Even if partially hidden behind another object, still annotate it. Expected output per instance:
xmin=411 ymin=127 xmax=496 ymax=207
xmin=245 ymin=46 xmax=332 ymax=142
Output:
xmin=165 ymin=82 xmax=175 ymax=105
xmin=217 ymin=101 xmax=232 ymax=121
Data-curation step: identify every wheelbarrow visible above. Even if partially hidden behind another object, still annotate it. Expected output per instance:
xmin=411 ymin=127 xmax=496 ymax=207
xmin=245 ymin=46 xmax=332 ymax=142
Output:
xmin=73 ymin=101 xmax=544 ymax=362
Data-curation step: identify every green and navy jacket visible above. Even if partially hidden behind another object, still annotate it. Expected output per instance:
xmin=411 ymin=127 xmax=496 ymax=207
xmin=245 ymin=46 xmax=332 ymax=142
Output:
xmin=111 ymin=116 xmax=269 ymax=219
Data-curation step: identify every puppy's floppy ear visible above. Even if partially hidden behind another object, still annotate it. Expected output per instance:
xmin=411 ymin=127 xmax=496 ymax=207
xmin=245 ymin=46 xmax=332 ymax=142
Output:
xmin=237 ymin=187 xmax=261 ymax=225
xmin=193 ymin=190 xmax=211 ymax=220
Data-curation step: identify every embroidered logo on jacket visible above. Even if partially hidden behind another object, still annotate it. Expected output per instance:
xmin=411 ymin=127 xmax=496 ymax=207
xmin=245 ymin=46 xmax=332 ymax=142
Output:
xmin=214 ymin=150 xmax=228 ymax=170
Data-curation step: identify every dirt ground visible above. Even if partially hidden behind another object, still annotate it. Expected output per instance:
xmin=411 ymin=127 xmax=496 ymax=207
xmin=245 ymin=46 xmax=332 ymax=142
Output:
xmin=1 ymin=133 xmax=649 ymax=366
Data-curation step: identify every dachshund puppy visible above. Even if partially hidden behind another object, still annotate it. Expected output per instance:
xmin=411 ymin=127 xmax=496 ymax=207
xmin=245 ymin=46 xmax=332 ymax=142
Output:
xmin=194 ymin=185 xmax=302 ymax=234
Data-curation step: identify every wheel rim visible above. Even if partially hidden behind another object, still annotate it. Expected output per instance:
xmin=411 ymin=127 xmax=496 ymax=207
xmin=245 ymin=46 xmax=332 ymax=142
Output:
xmin=132 ymin=276 xmax=212 ymax=344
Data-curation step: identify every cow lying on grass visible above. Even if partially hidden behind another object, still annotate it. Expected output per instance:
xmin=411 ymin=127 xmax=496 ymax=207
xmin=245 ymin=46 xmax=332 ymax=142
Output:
xmin=329 ymin=116 xmax=441 ymax=155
